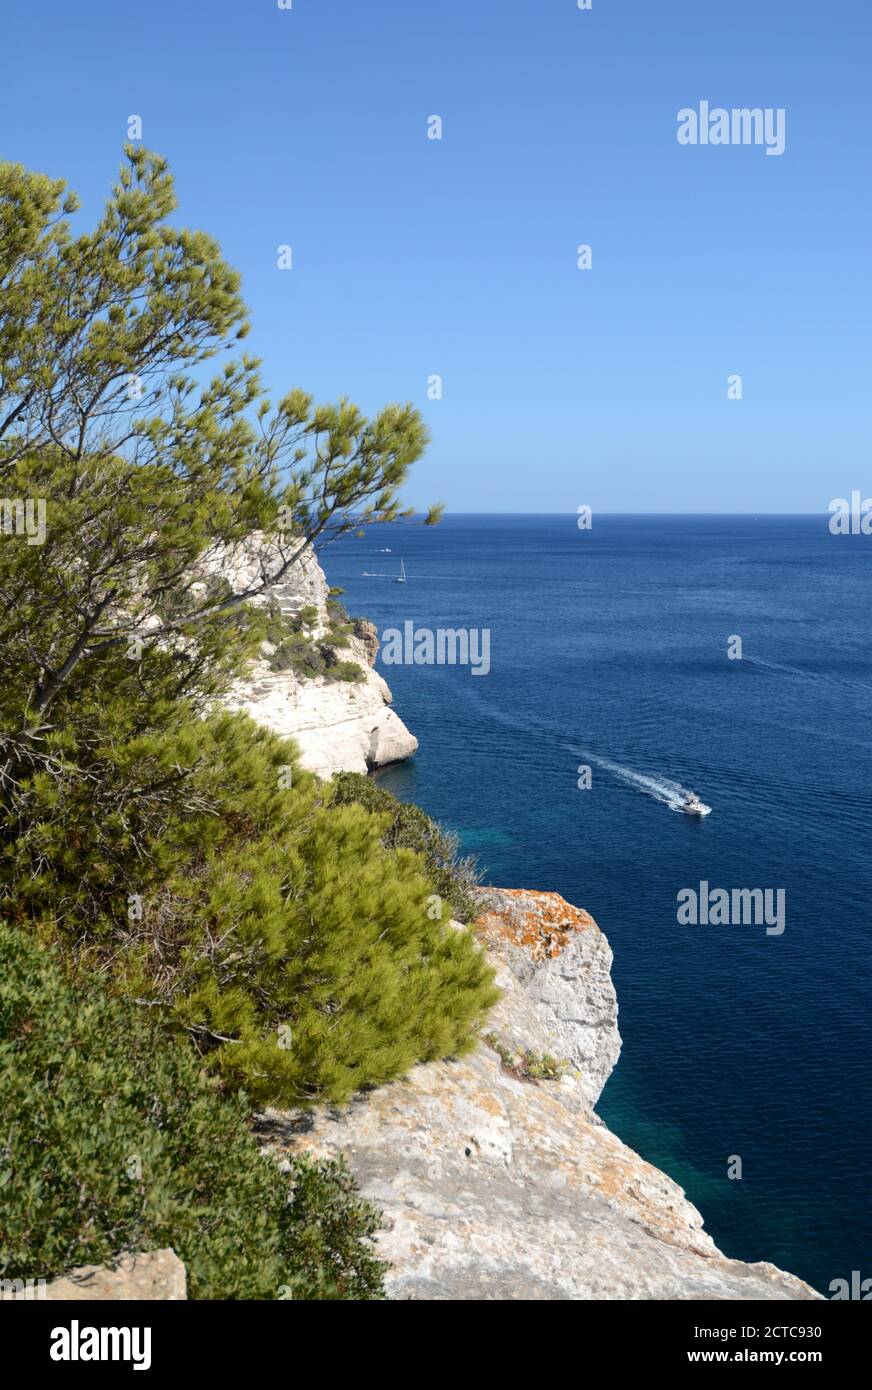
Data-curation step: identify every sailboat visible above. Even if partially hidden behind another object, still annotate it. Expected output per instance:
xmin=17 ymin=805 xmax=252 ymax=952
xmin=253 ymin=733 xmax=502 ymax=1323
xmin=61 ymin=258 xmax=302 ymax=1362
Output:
xmin=394 ymin=558 xmax=406 ymax=584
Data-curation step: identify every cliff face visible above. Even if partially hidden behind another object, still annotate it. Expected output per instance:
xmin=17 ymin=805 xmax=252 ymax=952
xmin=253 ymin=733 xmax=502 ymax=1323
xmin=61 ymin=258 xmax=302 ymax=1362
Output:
xmin=258 ymin=889 xmax=820 ymax=1302
xmin=203 ymin=536 xmax=417 ymax=779
xmin=474 ymin=887 xmax=621 ymax=1110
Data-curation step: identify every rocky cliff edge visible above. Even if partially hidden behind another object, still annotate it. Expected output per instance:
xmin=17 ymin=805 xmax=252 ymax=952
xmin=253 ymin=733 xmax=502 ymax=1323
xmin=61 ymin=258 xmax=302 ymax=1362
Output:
xmin=257 ymin=888 xmax=820 ymax=1301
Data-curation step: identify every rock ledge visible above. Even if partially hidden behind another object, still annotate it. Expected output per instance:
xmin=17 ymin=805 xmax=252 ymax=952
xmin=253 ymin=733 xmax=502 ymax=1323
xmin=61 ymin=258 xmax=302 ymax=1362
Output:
xmin=258 ymin=889 xmax=821 ymax=1301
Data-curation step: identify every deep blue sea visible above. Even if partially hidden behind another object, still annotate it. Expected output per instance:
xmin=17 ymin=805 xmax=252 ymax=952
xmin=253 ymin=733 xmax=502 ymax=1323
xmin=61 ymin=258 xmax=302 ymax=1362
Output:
xmin=321 ymin=514 xmax=871 ymax=1297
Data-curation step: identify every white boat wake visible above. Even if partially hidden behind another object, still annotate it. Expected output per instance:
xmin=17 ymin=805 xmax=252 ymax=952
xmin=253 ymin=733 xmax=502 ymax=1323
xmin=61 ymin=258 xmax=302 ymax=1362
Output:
xmin=569 ymin=750 xmax=711 ymax=815
xmin=405 ymin=678 xmax=713 ymax=817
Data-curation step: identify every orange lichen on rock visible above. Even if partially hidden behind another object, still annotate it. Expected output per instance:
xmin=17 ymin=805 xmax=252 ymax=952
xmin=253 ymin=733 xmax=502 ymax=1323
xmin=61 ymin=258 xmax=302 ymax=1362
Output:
xmin=474 ymin=888 xmax=597 ymax=962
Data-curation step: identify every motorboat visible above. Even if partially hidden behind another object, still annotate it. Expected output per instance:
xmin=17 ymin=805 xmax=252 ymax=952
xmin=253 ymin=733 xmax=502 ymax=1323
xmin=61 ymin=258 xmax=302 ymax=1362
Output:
xmin=681 ymin=793 xmax=711 ymax=816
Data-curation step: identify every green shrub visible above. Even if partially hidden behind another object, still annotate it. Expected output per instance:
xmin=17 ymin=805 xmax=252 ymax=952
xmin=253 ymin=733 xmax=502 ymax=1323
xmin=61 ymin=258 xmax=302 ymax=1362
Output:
xmin=484 ymin=1032 xmax=569 ymax=1083
xmin=0 ymin=709 xmax=317 ymax=928
xmin=262 ymin=599 xmax=362 ymax=682
xmin=0 ymin=924 xmax=387 ymax=1300
xmin=270 ymin=629 xmax=329 ymax=676
xmin=6 ymin=711 xmax=497 ymax=1108
xmin=296 ymin=604 xmax=320 ymax=630
xmin=142 ymin=792 xmax=498 ymax=1106
xmin=269 ymin=630 xmax=364 ymax=683
xmin=326 ymin=595 xmax=355 ymax=641
xmin=328 ymin=659 xmax=366 ymax=682
xmin=329 ymin=772 xmax=482 ymax=923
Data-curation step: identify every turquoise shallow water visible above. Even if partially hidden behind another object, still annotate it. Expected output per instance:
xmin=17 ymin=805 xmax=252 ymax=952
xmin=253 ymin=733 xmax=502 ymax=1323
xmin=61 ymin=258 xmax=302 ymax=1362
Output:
xmin=321 ymin=513 xmax=872 ymax=1296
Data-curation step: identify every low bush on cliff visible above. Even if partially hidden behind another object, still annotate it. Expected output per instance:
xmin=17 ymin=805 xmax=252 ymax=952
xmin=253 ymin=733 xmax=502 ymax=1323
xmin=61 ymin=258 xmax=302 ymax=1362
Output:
xmin=146 ymin=798 xmax=496 ymax=1106
xmin=126 ymin=720 xmax=498 ymax=1106
xmin=269 ymin=631 xmax=364 ymax=682
xmin=329 ymin=772 xmax=482 ymax=923
xmin=0 ymin=924 xmax=387 ymax=1300
xmin=484 ymin=1032 xmax=569 ymax=1084
xmin=7 ymin=710 xmax=497 ymax=1108
xmin=264 ymin=599 xmax=365 ymax=682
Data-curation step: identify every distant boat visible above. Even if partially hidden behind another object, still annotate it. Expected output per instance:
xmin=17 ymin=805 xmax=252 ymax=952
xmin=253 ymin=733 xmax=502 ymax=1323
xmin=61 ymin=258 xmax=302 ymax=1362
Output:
xmin=394 ymin=558 xmax=406 ymax=584
xmin=378 ymin=547 xmax=392 ymax=553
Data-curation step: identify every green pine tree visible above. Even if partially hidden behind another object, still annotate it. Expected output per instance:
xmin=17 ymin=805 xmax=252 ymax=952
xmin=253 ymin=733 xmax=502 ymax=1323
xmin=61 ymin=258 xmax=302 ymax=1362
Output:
xmin=0 ymin=149 xmax=496 ymax=1107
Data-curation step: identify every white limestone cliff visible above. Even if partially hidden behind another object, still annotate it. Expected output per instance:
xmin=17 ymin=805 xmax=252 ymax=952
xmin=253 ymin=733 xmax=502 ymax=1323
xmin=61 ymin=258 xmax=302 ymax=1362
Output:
xmin=257 ymin=889 xmax=821 ymax=1301
xmin=200 ymin=535 xmax=417 ymax=779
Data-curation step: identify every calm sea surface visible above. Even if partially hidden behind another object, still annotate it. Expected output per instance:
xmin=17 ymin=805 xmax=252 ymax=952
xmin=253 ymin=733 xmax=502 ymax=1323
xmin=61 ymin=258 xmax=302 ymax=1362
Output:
xmin=321 ymin=514 xmax=872 ymax=1295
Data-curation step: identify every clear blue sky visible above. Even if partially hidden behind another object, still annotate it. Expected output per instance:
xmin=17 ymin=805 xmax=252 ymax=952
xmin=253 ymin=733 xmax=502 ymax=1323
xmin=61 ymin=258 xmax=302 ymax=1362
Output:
xmin=3 ymin=0 xmax=870 ymax=511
